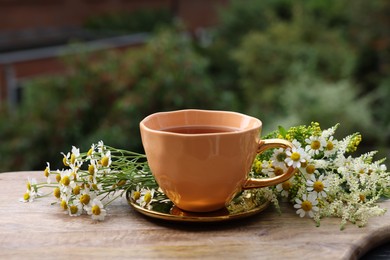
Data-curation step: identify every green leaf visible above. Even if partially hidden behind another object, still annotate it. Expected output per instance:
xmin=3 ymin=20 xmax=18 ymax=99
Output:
xmin=278 ymin=125 xmax=287 ymax=138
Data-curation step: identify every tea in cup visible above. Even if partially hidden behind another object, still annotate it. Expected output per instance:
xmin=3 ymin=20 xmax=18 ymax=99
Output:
xmin=140 ymin=109 xmax=295 ymax=212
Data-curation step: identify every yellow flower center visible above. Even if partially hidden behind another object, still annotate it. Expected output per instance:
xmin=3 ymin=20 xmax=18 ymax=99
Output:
xmin=92 ymin=205 xmax=101 ymax=215
xmin=92 ymin=184 xmax=98 ymax=190
xmin=61 ymin=175 xmax=70 ymax=186
xmin=133 ymin=191 xmax=141 ymax=200
xmin=301 ymin=200 xmax=312 ymax=212
xmin=53 ymin=187 xmax=61 ymax=198
xmin=56 ymin=173 xmax=61 ymax=182
xmin=44 ymin=167 xmax=50 ymax=177
xmin=144 ymin=192 xmax=152 ymax=204
xmin=282 ymin=181 xmax=292 ymax=191
xmin=70 ymin=154 xmax=76 ymax=165
xmin=63 ymin=157 xmax=69 ymax=166
xmin=26 ymin=181 xmax=31 ymax=191
xmin=313 ymin=181 xmax=324 ymax=192
xmin=326 ymin=141 xmax=334 ymax=151
xmin=291 ymin=152 xmax=301 ymax=162
xmin=311 ymin=140 xmax=321 ymax=150
xmin=80 ymin=194 xmax=91 ymax=205
xmin=101 ymin=156 xmax=109 ymax=167
xmin=274 ymin=167 xmax=284 ymax=176
xmin=359 ymin=194 xmax=366 ymax=202
xmin=24 ymin=192 xmax=30 ymax=201
xmin=87 ymin=148 xmax=93 ymax=156
xmin=306 ymin=165 xmax=316 ymax=174
xmin=88 ymin=164 xmax=95 ymax=175
xmin=61 ymin=200 xmax=68 ymax=210
xmin=72 ymin=186 xmax=81 ymax=195
xmin=70 ymin=205 xmax=78 ymax=215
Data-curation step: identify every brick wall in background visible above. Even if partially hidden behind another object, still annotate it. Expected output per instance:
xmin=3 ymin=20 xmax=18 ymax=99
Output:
xmin=0 ymin=0 xmax=172 ymax=31
xmin=0 ymin=0 xmax=228 ymax=104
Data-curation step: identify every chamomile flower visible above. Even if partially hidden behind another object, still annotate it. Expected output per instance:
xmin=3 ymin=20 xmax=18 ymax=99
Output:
xmin=87 ymin=143 xmax=96 ymax=159
xmin=70 ymin=182 xmax=82 ymax=196
xmin=67 ymin=146 xmax=79 ymax=167
xmin=305 ymin=136 xmax=327 ymax=156
xmin=276 ymin=177 xmax=295 ymax=198
xmin=61 ymin=152 xmax=71 ymax=166
xmin=90 ymin=181 xmax=103 ymax=193
xmin=86 ymin=199 xmax=107 ymax=221
xmin=264 ymin=164 xmax=288 ymax=178
xmin=71 ymin=146 xmax=80 ymax=160
xmin=100 ymin=150 xmax=112 ymax=167
xmin=44 ymin=162 xmax=51 ymax=184
xmin=131 ymin=186 xmax=141 ymax=201
xmin=86 ymin=161 xmax=100 ymax=187
xmin=97 ymin=140 xmax=105 ymax=153
xmin=270 ymin=148 xmax=288 ymax=167
xmin=307 ymin=174 xmax=328 ymax=199
xmin=137 ymin=188 xmax=156 ymax=209
xmin=20 ymin=177 xmax=41 ymax=203
xmin=59 ymin=169 xmax=73 ymax=195
xmin=294 ymin=193 xmax=319 ymax=218
xmin=300 ymin=163 xmax=317 ymax=177
xmin=61 ymin=146 xmax=82 ymax=170
xmin=19 ymin=192 xmax=33 ymax=203
xmin=20 ymin=177 xmax=38 ymax=202
xmin=292 ymin=139 xmax=303 ymax=149
xmin=53 ymin=187 xmax=61 ymax=199
xmin=79 ymin=190 xmax=95 ymax=207
xmin=285 ymin=146 xmax=307 ymax=168
xmin=26 ymin=177 xmax=37 ymax=192
xmin=60 ymin=199 xmax=68 ymax=211
xmin=323 ymin=136 xmax=338 ymax=157
xmin=88 ymin=162 xmax=97 ymax=176
xmin=68 ymin=200 xmax=83 ymax=217
xmin=353 ymin=160 xmax=368 ymax=175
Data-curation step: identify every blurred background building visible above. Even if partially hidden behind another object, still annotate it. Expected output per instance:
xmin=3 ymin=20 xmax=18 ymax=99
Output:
xmin=0 ymin=0 xmax=227 ymax=106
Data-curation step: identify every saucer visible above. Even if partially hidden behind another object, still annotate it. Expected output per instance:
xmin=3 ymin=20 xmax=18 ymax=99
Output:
xmin=127 ymin=191 xmax=270 ymax=222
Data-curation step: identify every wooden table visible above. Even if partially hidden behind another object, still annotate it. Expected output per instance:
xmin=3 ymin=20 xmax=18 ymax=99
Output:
xmin=1 ymin=171 xmax=389 ymax=259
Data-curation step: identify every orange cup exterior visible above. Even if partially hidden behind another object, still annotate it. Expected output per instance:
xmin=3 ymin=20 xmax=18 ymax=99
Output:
xmin=140 ymin=109 xmax=291 ymax=212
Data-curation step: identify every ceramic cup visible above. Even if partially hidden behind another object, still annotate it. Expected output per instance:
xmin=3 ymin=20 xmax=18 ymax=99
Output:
xmin=139 ymin=109 xmax=295 ymax=212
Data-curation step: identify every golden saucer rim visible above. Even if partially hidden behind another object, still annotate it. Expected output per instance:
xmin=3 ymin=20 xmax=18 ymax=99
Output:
xmin=128 ymin=199 xmax=270 ymax=222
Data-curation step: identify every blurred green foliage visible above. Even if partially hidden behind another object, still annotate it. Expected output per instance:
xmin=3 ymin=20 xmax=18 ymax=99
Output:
xmin=206 ymin=0 xmax=389 ymax=141
xmin=278 ymin=75 xmax=375 ymax=139
xmin=0 ymin=28 xmax=233 ymax=171
xmin=0 ymin=0 xmax=389 ymax=171
xmin=231 ymin=21 xmax=355 ymax=122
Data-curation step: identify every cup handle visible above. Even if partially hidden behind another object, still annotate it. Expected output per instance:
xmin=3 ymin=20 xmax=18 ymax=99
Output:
xmin=242 ymin=138 xmax=296 ymax=189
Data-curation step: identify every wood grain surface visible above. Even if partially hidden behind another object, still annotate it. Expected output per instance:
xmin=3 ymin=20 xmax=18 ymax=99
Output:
xmin=1 ymin=171 xmax=389 ymax=259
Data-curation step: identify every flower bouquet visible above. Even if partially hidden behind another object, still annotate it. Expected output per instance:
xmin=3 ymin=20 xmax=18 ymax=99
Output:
xmin=253 ymin=122 xmax=389 ymax=229
xmin=21 ymin=123 xmax=390 ymax=229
